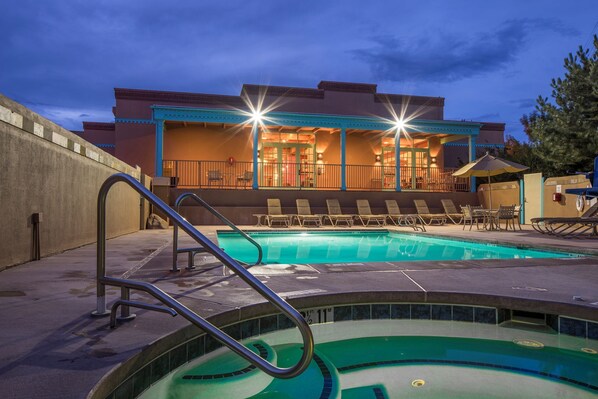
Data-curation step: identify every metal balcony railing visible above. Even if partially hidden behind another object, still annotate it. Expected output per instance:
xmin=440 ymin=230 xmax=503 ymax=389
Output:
xmin=163 ymin=160 xmax=470 ymax=191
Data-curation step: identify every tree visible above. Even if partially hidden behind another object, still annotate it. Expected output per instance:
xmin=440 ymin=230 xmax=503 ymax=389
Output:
xmin=521 ymin=35 xmax=598 ymax=177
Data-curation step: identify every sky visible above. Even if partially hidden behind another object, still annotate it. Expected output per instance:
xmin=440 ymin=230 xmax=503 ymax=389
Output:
xmin=1 ymin=0 xmax=597 ymax=141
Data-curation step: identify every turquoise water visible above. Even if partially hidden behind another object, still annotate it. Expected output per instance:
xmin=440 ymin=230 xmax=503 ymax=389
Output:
xmin=217 ymin=231 xmax=576 ymax=264
xmin=142 ymin=334 xmax=598 ymax=398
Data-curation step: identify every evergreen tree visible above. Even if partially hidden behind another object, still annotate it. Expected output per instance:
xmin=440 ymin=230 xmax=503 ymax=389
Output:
xmin=521 ymin=35 xmax=598 ymax=176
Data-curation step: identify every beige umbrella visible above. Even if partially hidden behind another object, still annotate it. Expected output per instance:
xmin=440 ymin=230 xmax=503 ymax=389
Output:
xmin=452 ymin=152 xmax=529 ymax=210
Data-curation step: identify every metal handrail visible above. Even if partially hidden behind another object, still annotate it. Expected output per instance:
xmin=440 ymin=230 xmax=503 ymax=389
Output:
xmin=173 ymin=192 xmax=263 ymax=271
xmin=93 ymin=173 xmax=314 ymax=378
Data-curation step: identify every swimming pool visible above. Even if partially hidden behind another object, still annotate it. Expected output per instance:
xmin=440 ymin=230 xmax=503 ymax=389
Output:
xmin=217 ymin=231 xmax=577 ymax=264
xmin=138 ymin=319 xmax=598 ymax=398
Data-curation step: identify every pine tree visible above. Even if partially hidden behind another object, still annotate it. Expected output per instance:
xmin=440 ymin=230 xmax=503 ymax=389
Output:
xmin=521 ymin=35 xmax=598 ymax=176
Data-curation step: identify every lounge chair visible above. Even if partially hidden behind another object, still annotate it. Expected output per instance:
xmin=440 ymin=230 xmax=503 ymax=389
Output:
xmin=356 ymin=200 xmax=386 ymax=227
xmin=323 ymin=199 xmax=354 ymax=227
xmin=440 ymin=199 xmax=464 ymax=224
xmin=294 ymin=199 xmax=322 ymax=227
xmin=385 ymin=200 xmax=426 ymax=231
xmin=531 ymin=202 xmax=598 ymax=235
xmin=531 ymin=202 xmax=598 ymax=238
xmin=413 ymin=199 xmax=447 ymax=225
xmin=266 ymin=199 xmax=290 ymax=227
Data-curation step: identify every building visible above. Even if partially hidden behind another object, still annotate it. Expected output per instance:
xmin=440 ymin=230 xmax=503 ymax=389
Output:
xmin=80 ymin=81 xmax=504 ymax=192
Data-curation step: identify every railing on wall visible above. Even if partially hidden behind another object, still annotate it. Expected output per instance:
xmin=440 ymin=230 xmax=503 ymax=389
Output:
xmin=163 ymin=160 xmax=469 ymax=192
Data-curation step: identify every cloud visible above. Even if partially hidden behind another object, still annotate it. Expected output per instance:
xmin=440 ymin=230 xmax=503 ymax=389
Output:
xmin=470 ymin=113 xmax=500 ymax=121
xmin=353 ymin=19 xmax=578 ymax=83
xmin=509 ymin=98 xmax=536 ymax=109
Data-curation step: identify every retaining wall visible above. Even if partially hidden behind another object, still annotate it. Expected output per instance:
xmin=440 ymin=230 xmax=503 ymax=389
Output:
xmin=0 ymin=94 xmax=148 ymax=269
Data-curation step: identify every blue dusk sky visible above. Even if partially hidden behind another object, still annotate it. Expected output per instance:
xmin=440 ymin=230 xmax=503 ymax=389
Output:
xmin=1 ymin=0 xmax=596 ymax=141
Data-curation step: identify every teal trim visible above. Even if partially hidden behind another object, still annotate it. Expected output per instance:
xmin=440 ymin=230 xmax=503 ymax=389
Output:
xmin=519 ymin=178 xmax=525 ymax=224
xmin=540 ymin=177 xmax=545 ymax=219
xmin=115 ymin=118 xmax=155 ymax=125
xmin=252 ymin=124 xmax=259 ymax=190
xmin=340 ymin=127 xmax=346 ymax=191
xmin=151 ymin=106 xmax=482 ymax=136
xmin=394 ymin=135 xmax=401 ymax=192
xmin=469 ymin=136 xmax=477 ymax=192
xmin=155 ymin=120 xmax=164 ymax=176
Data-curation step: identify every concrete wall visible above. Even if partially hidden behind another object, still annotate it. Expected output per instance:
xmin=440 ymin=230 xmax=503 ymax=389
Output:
xmin=544 ymin=175 xmax=592 ymax=218
xmin=478 ymin=181 xmax=520 ymax=209
xmin=477 ymin=174 xmax=593 ymax=222
xmin=0 ymin=95 xmax=147 ymax=269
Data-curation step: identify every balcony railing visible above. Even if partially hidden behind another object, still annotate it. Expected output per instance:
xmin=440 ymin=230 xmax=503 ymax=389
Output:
xmin=162 ymin=160 xmax=469 ymax=192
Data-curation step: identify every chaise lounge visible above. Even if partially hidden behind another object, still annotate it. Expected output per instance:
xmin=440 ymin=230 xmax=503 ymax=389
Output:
xmin=385 ymin=200 xmax=425 ymax=231
xmin=266 ymin=198 xmax=290 ymax=227
xmin=323 ymin=199 xmax=354 ymax=227
xmin=356 ymin=200 xmax=387 ymax=227
xmin=414 ymin=199 xmax=447 ymax=225
xmin=441 ymin=199 xmax=464 ymax=224
xmin=294 ymin=199 xmax=322 ymax=227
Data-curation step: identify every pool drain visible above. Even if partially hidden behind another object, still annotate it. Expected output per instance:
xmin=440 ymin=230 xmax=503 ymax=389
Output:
xmin=411 ymin=379 xmax=425 ymax=387
xmin=513 ymin=339 xmax=544 ymax=348
xmin=581 ymin=347 xmax=597 ymax=354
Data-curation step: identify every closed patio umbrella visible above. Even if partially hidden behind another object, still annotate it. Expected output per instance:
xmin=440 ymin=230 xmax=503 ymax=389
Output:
xmin=452 ymin=152 xmax=529 ymax=210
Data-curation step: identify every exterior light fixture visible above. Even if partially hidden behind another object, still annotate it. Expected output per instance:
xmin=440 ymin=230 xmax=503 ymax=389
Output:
xmin=430 ymin=156 xmax=437 ymax=164
xmin=375 ymin=154 xmax=381 ymax=163
xmin=250 ymin=110 xmax=263 ymax=124
xmin=395 ymin=119 xmax=405 ymax=132
xmin=317 ymin=152 xmax=323 ymax=161
xmin=257 ymin=149 xmax=260 ymax=158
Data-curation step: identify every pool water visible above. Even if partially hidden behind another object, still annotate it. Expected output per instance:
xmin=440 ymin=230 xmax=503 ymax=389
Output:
xmin=217 ymin=231 xmax=576 ymax=264
xmin=139 ymin=320 xmax=598 ymax=399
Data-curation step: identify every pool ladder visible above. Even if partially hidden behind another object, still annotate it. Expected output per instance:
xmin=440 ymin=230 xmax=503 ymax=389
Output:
xmin=91 ymin=173 xmax=314 ymax=379
xmin=171 ymin=192 xmax=263 ymax=271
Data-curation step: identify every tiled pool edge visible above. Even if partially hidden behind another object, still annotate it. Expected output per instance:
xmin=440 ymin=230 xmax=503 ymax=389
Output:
xmin=98 ymin=302 xmax=598 ymax=399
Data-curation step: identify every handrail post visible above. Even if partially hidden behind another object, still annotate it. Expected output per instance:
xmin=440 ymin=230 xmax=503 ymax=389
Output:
xmin=91 ymin=178 xmax=110 ymax=317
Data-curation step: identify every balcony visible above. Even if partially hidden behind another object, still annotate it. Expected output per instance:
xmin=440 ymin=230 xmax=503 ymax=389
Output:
xmin=162 ymin=160 xmax=470 ymax=191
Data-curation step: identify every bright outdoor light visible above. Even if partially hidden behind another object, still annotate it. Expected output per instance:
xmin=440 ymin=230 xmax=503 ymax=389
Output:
xmin=250 ymin=110 xmax=263 ymax=124
xmin=395 ymin=119 xmax=405 ymax=132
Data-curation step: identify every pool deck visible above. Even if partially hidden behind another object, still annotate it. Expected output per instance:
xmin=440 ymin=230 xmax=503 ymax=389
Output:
xmin=1 ymin=224 xmax=597 ymax=398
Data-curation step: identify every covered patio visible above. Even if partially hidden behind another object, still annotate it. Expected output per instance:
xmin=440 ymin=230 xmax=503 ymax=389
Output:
xmin=153 ymin=106 xmax=481 ymax=192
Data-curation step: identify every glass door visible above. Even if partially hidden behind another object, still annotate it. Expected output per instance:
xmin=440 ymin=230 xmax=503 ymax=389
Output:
xmin=260 ymin=131 xmax=316 ymax=189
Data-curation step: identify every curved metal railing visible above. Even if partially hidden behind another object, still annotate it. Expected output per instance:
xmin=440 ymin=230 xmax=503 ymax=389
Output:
xmin=92 ymin=173 xmax=314 ymax=378
xmin=173 ymin=192 xmax=263 ymax=271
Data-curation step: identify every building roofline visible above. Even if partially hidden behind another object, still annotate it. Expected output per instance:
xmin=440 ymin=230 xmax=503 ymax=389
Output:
xmin=82 ymin=121 xmax=115 ymax=131
xmin=114 ymin=88 xmax=245 ymax=107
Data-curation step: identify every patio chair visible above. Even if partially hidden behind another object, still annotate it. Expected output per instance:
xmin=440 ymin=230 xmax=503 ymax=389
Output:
xmin=356 ymin=200 xmax=386 ymax=227
xmin=493 ymin=205 xmax=516 ymax=231
xmin=441 ymin=199 xmax=464 ymax=224
xmin=236 ymin=170 xmax=253 ymax=187
xmin=294 ymin=199 xmax=322 ymax=227
xmin=266 ymin=199 xmax=290 ymax=227
xmin=324 ymin=199 xmax=354 ymax=227
xmin=413 ymin=199 xmax=447 ymax=225
xmin=461 ymin=205 xmax=484 ymax=230
xmin=385 ymin=200 xmax=425 ymax=231
xmin=207 ymin=170 xmax=224 ymax=186
xmin=513 ymin=205 xmax=522 ymax=230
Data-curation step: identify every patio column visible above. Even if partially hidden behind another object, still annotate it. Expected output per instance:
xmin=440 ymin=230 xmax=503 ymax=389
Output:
xmin=340 ymin=126 xmax=347 ymax=191
xmin=395 ymin=133 xmax=401 ymax=192
xmin=155 ymin=119 xmax=164 ymax=177
xmin=469 ymin=135 xmax=477 ymax=192
xmin=252 ymin=123 xmax=259 ymax=190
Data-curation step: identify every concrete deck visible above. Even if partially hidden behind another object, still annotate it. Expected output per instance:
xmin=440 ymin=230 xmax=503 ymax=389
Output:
xmin=0 ymin=225 xmax=597 ymax=398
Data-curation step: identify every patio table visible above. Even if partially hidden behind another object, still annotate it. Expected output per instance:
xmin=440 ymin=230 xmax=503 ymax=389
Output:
xmin=473 ymin=209 xmax=499 ymax=231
